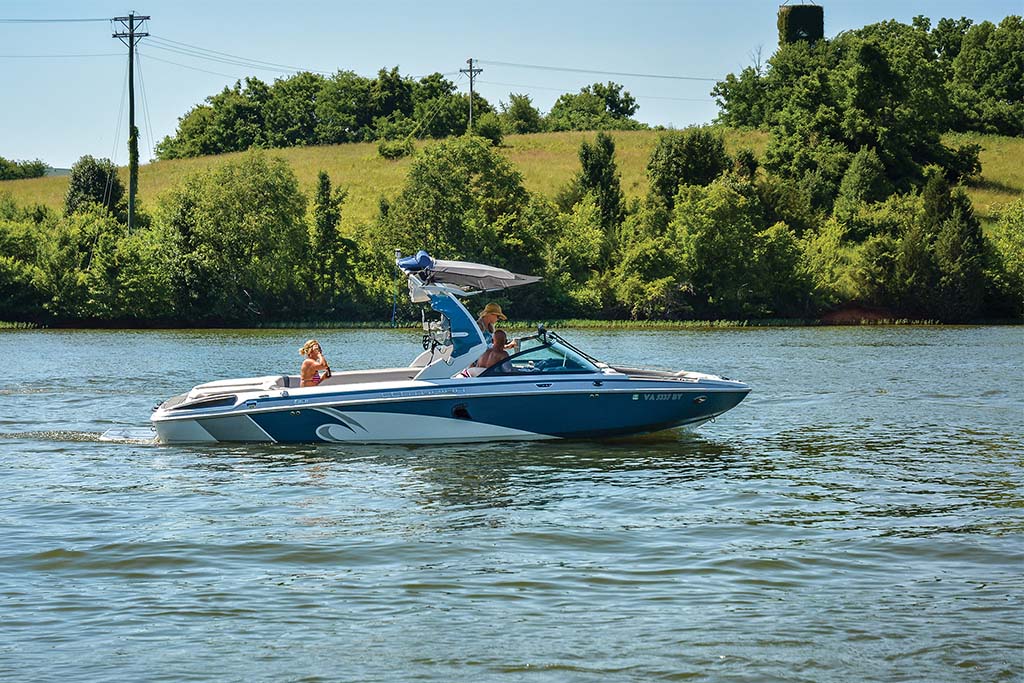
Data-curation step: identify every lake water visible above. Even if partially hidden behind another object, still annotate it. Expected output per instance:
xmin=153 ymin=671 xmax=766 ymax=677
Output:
xmin=1 ymin=326 xmax=1021 ymax=682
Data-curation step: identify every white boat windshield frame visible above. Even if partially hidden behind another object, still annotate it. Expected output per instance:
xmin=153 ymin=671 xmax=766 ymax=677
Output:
xmin=478 ymin=333 xmax=601 ymax=377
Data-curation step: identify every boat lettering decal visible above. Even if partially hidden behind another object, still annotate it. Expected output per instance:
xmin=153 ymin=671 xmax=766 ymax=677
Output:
xmin=390 ymin=387 xmax=464 ymax=399
xmin=644 ymin=393 xmax=684 ymax=401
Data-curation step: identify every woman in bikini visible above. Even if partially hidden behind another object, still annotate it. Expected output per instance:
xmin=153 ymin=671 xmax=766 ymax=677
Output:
xmin=299 ymin=339 xmax=331 ymax=387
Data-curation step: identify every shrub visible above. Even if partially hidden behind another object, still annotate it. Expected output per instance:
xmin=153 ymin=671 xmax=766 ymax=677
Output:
xmin=473 ymin=112 xmax=503 ymax=146
xmin=377 ymin=138 xmax=414 ymax=159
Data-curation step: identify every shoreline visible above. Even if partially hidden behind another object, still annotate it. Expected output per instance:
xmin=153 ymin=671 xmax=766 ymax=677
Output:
xmin=4 ymin=318 xmax=1021 ymax=331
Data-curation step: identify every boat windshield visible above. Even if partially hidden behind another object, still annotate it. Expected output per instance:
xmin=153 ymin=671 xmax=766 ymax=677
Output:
xmin=479 ymin=339 xmax=600 ymax=377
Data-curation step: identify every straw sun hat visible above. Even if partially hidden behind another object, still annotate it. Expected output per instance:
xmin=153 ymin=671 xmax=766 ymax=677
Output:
xmin=478 ymin=303 xmax=507 ymax=320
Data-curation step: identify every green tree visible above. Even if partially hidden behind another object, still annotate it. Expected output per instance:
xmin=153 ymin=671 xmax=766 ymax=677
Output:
xmin=411 ymin=73 xmax=473 ymax=139
xmin=753 ymin=221 xmax=809 ymax=316
xmin=545 ymin=194 xmax=608 ymax=316
xmin=671 ymin=175 xmax=765 ymax=318
xmin=834 ymin=146 xmax=894 ymax=221
xmin=64 ymin=156 xmax=124 ymax=218
xmin=316 ymin=70 xmax=375 ymax=144
xmin=547 ymin=82 xmax=644 ymax=131
xmin=929 ymin=16 xmax=974 ymax=79
xmin=473 ymin=112 xmax=503 ymax=146
xmin=500 ymin=93 xmax=544 ymax=134
xmin=574 ymin=132 xmax=625 ymax=264
xmin=647 ymin=127 xmax=732 ymax=210
xmin=263 ymin=72 xmax=324 ymax=147
xmin=156 ymin=78 xmax=270 ymax=158
xmin=799 ymin=218 xmax=856 ymax=310
xmin=376 ymin=136 xmax=530 ymax=265
xmin=370 ymin=67 xmax=415 ymax=121
xmin=930 ymin=189 xmax=987 ymax=321
xmin=712 ymin=63 xmax=768 ymax=127
xmin=987 ymin=196 xmax=1024 ymax=317
xmin=0 ymin=213 xmax=47 ymax=321
xmin=950 ymin=16 xmax=1024 ymax=135
xmin=850 ymin=233 xmax=899 ymax=308
xmin=613 ymin=234 xmax=687 ymax=320
xmin=310 ymin=170 xmax=357 ymax=313
xmin=0 ymin=157 xmax=47 ymax=180
xmin=34 ymin=205 xmax=124 ymax=319
xmin=157 ymin=151 xmax=309 ymax=323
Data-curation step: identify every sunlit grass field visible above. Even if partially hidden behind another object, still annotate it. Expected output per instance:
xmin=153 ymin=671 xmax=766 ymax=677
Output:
xmin=1 ymin=129 xmax=1018 ymax=231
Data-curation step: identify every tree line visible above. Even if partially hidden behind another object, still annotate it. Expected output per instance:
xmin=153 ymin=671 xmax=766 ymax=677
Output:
xmin=713 ymin=14 xmax=1023 ymax=137
xmin=154 ymin=68 xmax=644 ymax=160
xmin=0 ymin=157 xmax=47 ymax=181
xmin=1 ymin=128 xmax=1021 ymax=326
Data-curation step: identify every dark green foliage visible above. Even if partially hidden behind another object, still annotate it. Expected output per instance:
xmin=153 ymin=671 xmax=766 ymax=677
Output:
xmin=473 ymin=112 xmax=504 ymax=146
xmin=263 ymin=72 xmax=325 ymax=148
xmin=756 ymin=173 xmax=819 ymax=237
xmin=835 ymin=146 xmax=894 ymax=220
xmin=646 ymin=127 xmax=732 ymax=210
xmin=546 ymin=82 xmax=645 ymax=132
xmin=758 ymin=25 xmax=959 ymax=200
xmin=733 ymin=149 xmax=759 ymax=180
xmin=716 ymin=14 xmax=1023 ymax=139
xmin=0 ymin=254 xmax=45 ymax=321
xmin=921 ymin=170 xmax=953 ymax=228
xmin=375 ymin=136 xmax=532 ymax=269
xmin=316 ymin=71 xmax=374 ymax=144
xmin=931 ymin=189 xmax=987 ymax=321
xmin=754 ymin=221 xmax=811 ymax=317
xmin=949 ymin=16 xmax=1024 ymax=135
xmin=711 ymin=65 xmax=768 ymax=127
xmin=929 ymin=16 xmax=973 ymax=79
xmin=0 ymin=157 xmax=47 ymax=180
xmin=156 ymin=78 xmax=270 ymax=159
xmin=310 ymin=171 xmax=357 ymax=315
xmin=671 ymin=176 xmax=764 ymax=318
xmin=778 ymin=5 xmax=824 ymax=45
xmin=64 ymin=156 xmax=124 ymax=219
xmin=613 ymin=234 xmax=689 ymax=320
xmin=158 ymin=151 xmax=309 ymax=323
xmin=987 ymin=197 xmax=1024 ymax=317
xmin=377 ymin=138 xmax=414 ymax=159
xmin=156 ymin=68 xmax=493 ymax=159
xmin=500 ymin=94 xmax=544 ymax=134
xmin=851 ymin=234 xmax=899 ymax=308
xmin=0 ymin=215 xmax=47 ymax=321
xmin=574 ymin=133 xmax=625 ymax=264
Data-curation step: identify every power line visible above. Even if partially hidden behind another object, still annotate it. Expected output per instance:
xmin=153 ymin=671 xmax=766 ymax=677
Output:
xmin=477 ymin=79 xmax=714 ymax=103
xmin=146 ymin=40 xmax=326 ymax=75
xmin=135 ymin=51 xmax=157 ymax=161
xmin=138 ymin=49 xmax=241 ymax=78
xmin=104 ymin=57 xmax=130 ymax=211
xmin=148 ymin=34 xmax=331 ymax=74
xmin=477 ymin=59 xmax=720 ymax=82
xmin=0 ymin=53 xmax=121 ymax=58
xmin=0 ymin=17 xmax=109 ymax=23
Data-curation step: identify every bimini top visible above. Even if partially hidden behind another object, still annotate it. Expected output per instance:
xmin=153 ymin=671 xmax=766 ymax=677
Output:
xmin=397 ymin=250 xmax=541 ymax=294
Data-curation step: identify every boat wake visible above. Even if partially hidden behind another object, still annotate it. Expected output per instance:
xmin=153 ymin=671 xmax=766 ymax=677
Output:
xmin=99 ymin=427 xmax=159 ymax=444
xmin=0 ymin=428 xmax=157 ymax=444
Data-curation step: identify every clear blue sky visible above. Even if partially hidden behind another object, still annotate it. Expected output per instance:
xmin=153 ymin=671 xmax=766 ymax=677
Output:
xmin=1 ymin=0 xmax=1020 ymax=168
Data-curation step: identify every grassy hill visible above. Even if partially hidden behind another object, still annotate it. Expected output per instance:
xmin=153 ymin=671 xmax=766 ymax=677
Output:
xmin=2 ymin=129 xmax=1020 ymax=231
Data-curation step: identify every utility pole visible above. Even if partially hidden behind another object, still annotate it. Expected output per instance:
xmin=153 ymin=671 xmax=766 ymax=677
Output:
xmin=460 ymin=58 xmax=482 ymax=132
xmin=112 ymin=12 xmax=149 ymax=231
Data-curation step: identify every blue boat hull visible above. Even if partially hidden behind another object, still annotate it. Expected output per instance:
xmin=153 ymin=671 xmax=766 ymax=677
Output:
xmin=155 ymin=380 xmax=749 ymax=444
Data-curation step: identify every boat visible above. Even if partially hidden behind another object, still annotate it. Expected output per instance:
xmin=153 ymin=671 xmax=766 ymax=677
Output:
xmin=150 ymin=251 xmax=750 ymax=444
